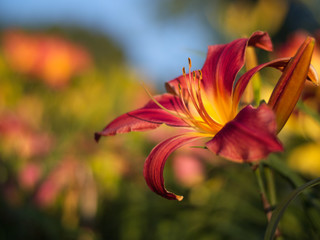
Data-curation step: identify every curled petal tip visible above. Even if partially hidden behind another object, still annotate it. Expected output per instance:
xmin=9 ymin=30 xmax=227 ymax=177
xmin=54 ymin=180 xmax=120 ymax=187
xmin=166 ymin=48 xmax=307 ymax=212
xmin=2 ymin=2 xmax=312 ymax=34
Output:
xmin=144 ymin=134 xmax=199 ymax=200
xmin=94 ymin=132 xmax=101 ymax=142
xmin=165 ymin=82 xmax=177 ymax=95
xmin=176 ymin=195 xmax=184 ymax=201
xmin=248 ymin=31 xmax=273 ymax=52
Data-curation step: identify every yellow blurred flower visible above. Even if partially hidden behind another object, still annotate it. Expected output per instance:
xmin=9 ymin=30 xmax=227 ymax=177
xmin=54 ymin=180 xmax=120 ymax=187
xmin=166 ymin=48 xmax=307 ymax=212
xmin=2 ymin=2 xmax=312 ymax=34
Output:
xmin=16 ymin=95 xmax=44 ymax=128
xmin=288 ymin=143 xmax=320 ymax=177
xmin=215 ymin=0 xmax=288 ymax=37
xmin=90 ymin=150 xmax=127 ymax=197
xmin=59 ymin=65 xmax=152 ymax=129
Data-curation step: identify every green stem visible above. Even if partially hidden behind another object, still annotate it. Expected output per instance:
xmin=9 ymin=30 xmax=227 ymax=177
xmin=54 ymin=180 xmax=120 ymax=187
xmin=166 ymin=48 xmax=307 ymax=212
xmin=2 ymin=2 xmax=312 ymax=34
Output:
xmin=255 ymin=165 xmax=267 ymax=198
xmin=265 ymin=167 xmax=277 ymax=206
xmin=264 ymin=177 xmax=320 ymax=240
xmin=252 ymin=163 xmax=282 ymax=239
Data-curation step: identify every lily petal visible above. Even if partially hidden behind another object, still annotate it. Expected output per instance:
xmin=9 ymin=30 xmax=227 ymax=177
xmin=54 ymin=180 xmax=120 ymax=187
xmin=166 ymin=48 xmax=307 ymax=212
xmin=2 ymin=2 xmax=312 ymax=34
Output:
xmin=95 ymin=94 xmax=189 ymax=141
xmin=165 ymin=75 xmax=187 ymax=95
xmin=233 ymin=58 xmax=290 ymax=109
xmin=268 ymin=37 xmax=315 ymax=132
xmin=201 ymin=31 xmax=272 ymax=97
xmin=206 ymin=104 xmax=283 ymax=162
xmin=166 ymin=31 xmax=272 ymax=96
xmin=143 ymin=134 xmax=201 ymax=200
xmin=143 ymin=93 xmax=186 ymax=111
xmin=94 ymin=112 xmax=160 ymax=141
xmin=232 ymin=57 xmax=318 ymax=110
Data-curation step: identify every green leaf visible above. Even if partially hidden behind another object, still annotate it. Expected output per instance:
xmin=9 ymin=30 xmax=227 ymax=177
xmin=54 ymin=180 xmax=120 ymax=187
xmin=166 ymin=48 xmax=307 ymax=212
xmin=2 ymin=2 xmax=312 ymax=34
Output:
xmin=264 ymin=177 xmax=320 ymax=240
xmin=262 ymin=155 xmax=305 ymax=187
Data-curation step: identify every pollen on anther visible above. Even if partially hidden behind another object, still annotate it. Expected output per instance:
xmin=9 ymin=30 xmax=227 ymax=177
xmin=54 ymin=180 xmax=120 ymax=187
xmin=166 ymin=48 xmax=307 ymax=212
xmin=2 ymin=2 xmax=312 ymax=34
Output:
xmin=182 ymin=67 xmax=186 ymax=77
xmin=198 ymin=70 xmax=203 ymax=80
xmin=188 ymin=57 xmax=192 ymax=69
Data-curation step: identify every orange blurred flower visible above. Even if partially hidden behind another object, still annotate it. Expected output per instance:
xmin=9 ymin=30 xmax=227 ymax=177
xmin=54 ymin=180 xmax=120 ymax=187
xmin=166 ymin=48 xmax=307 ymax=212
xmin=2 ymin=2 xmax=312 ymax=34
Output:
xmin=2 ymin=30 xmax=92 ymax=88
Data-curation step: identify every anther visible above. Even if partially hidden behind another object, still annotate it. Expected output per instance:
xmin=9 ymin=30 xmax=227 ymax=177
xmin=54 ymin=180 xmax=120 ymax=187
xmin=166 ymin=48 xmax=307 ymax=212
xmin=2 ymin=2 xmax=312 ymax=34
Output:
xmin=188 ymin=57 xmax=192 ymax=69
xmin=198 ymin=70 xmax=202 ymax=80
xmin=192 ymin=71 xmax=197 ymax=82
xmin=182 ymin=67 xmax=186 ymax=77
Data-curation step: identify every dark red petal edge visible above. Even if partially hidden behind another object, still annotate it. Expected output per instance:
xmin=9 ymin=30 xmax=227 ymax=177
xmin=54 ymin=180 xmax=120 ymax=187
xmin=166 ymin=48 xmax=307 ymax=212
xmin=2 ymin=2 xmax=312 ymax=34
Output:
xmin=143 ymin=134 xmax=201 ymax=201
xmin=95 ymin=94 xmax=189 ymax=141
xmin=206 ymin=104 xmax=283 ymax=162
xmin=94 ymin=112 xmax=160 ymax=141
xmin=166 ymin=31 xmax=272 ymax=96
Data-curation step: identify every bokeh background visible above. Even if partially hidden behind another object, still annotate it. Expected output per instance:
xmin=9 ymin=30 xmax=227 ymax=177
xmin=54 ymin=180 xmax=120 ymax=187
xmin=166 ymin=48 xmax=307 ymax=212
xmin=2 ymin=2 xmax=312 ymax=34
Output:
xmin=0 ymin=0 xmax=320 ymax=239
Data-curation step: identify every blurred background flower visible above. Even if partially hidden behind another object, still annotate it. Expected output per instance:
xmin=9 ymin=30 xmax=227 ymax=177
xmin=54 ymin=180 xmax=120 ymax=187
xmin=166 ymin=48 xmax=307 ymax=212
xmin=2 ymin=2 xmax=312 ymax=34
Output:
xmin=0 ymin=0 xmax=320 ymax=239
xmin=2 ymin=30 xmax=92 ymax=88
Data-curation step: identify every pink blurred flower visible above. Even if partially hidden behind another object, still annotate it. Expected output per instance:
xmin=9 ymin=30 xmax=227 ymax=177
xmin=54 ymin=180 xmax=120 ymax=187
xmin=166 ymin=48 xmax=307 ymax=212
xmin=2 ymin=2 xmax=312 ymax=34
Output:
xmin=35 ymin=155 xmax=97 ymax=220
xmin=18 ymin=162 xmax=42 ymax=189
xmin=0 ymin=113 xmax=53 ymax=158
xmin=173 ymin=154 xmax=204 ymax=187
xmin=35 ymin=157 xmax=77 ymax=207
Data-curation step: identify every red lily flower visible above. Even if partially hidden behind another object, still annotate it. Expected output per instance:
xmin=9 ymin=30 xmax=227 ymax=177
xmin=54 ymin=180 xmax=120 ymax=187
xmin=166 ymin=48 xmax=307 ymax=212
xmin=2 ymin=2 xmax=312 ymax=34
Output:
xmin=95 ymin=31 xmax=318 ymax=201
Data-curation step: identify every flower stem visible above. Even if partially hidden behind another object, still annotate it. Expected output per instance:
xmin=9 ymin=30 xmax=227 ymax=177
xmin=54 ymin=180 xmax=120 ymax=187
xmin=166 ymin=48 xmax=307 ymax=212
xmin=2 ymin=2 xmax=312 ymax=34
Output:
xmin=252 ymin=163 xmax=282 ymax=239
xmin=254 ymin=164 xmax=267 ymax=199
xmin=265 ymin=167 xmax=277 ymax=206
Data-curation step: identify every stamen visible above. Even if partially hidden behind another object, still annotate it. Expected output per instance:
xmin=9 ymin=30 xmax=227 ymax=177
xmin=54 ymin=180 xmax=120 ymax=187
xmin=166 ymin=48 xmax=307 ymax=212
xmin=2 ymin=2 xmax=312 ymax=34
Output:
xmin=182 ymin=67 xmax=186 ymax=77
xmin=178 ymin=68 xmax=216 ymax=132
xmin=198 ymin=70 xmax=202 ymax=80
xmin=159 ymin=58 xmax=220 ymax=134
xmin=193 ymin=69 xmax=222 ymax=130
xmin=192 ymin=71 xmax=196 ymax=81
xmin=177 ymin=82 xmax=208 ymax=130
xmin=197 ymin=70 xmax=202 ymax=90
xmin=184 ymin=60 xmax=216 ymax=130
xmin=141 ymin=82 xmax=191 ymax=122
xmin=185 ymin=66 xmax=202 ymax=118
xmin=195 ymin=81 xmax=221 ymax=131
xmin=141 ymin=82 xmax=212 ymax=133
